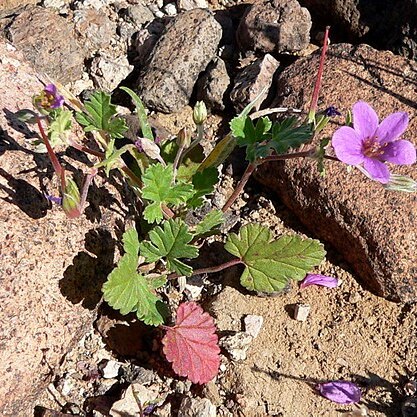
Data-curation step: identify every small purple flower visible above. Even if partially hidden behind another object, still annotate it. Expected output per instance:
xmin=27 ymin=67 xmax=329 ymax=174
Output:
xmin=134 ymin=139 xmax=144 ymax=152
xmin=44 ymin=84 xmax=64 ymax=109
xmin=332 ymin=101 xmax=416 ymax=184
xmin=324 ymin=106 xmax=341 ymax=117
xmin=300 ymin=274 xmax=339 ymax=289
xmin=45 ymin=193 xmax=62 ymax=205
xmin=317 ymin=380 xmax=361 ymax=404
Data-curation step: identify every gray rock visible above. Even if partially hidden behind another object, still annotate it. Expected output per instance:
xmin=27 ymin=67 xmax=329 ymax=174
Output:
xmin=221 ymin=332 xmax=253 ymax=361
xmin=230 ymin=54 xmax=279 ymax=111
xmin=100 ymin=360 xmax=123 ymax=379
xmin=257 ymin=43 xmax=417 ymax=302
xmin=126 ymin=3 xmax=154 ymax=26
xmin=164 ymin=2 xmax=177 ymax=16
xmin=42 ymin=0 xmax=67 ymax=9
xmin=177 ymin=0 xmax=208 ymax=11
xmin=243 ymin=315 xmax=263 ymax=338
xmin=237 ymin=0 xmax=311 ymax=54
xmin=294 ymin=304 xmax=310 ymax=322
xmin=197 ymin=57 xmax=230 ymax=111
xmin=90 ymin=53 xmax=134 ymax=91
xmin=138 ymin=8 xmax=222 ymax=113
xmin=178 ymin=397 xmax=216 ymax=417
xmin=299 ymin=0 xmax=417 ymax=59
xmin=73 ymin=7 xmax=117 ymax=56
xmin=5 ymin=6 xmax=85 ymax=84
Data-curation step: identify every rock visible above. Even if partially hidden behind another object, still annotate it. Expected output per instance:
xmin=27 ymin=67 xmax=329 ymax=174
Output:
xmin=126 ymin=3 xmax=155 ymax=26
xmin=73 ymin=8 xmax=117 ymax=56
xmin=5 ymin=6 xmax=85 ymax=84
xmin=298 ymin=0 xmax=417 ymax=58
xmin=184 ymin=274 xmax=205 ymax=300
xmin=221 ymin=332 xmax=253 ymax=361
xmin=236 ymin=0 xmax=311 ymax=54
xmin=163 ymin=2 xmax=177 ymax=16
xmin=243 ymin=315 xmax=263 ymax=338
xmin=138 ymin=8 xmax=222 ymax=113
xmin=177 ymin=0 xmax=208 ymax=11
xmin=100 ymin=360 xmax=123 ymax=379
xmin=90 ymin=53 xmax=134 ymax=91
xmin=110 ymin=384 xmax=163 ymax=416
xmin=178 ymin=397 xmax=216 ymax=417
xmin=0 ymin=41 xmax=128 ymax=416
xmin=42 ymin=0 xmax=67 ymax=10
xmin=196 ymin=57 xmax=230 ymax=111
xmin=256 ymin=43 xmax=417 ymax=302
xmin=402 ymin=397 xmax=417 ymax=417
xmin=294 ymin=304 xmax=310 ymax=322
xmin=230 ymin=54 xmax=279 ymax=111
xmin=134 ymin=21 xmax=166 ymax=66
xmin=0 ymin=0 xmax=36 ymax=12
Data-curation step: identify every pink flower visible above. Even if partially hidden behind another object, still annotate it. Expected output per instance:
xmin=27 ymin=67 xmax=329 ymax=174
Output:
xmin=300 ymin=274 xmax=339 ymax=289
xmin=332 ymin=101 xmax=416 ymax=184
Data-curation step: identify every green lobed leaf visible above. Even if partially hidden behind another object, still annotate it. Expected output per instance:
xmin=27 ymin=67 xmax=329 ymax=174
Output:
xmin=270 ymin=117 xmax=313 ymax=154
xmin=224 ymin=224 xmax=326 ymax=293
xmin=123 ymin=227 xmax=140 ymax=257
xmin=75 ymin=91 xmax=128 ymax=139
xmin=140 ymin=218 xmax=199 ymax=276
xmin=194 ymin=210 xmax=224 ymax=238
xmin=120 ymin=87 xmax=154 ymax=141
xmin=142 ymin=163 xmax=194 ymax=223
xmin=188 ymin=167 xmax=219 ymax=208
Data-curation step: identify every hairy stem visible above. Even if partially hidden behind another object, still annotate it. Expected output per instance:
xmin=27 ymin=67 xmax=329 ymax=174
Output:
xmin=168 ymin=257 xmax=242 ymax=280
xmin=222 ymin=163 xmax=257 ymax=212
xmin=68 ymin=138 xmax=105 ymax=158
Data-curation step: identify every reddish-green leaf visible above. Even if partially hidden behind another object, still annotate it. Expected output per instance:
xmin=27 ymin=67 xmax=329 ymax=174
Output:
xmin=162 ymin=302 xmax=220 ymax=384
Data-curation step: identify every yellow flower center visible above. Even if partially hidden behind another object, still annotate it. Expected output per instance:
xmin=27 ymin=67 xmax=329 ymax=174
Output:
xmin=362 ymin=137 xmax=386 ymax=158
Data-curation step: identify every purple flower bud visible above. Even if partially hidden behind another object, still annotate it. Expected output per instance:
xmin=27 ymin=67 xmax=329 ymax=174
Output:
xmin=324 ymin=106 xmax=341 ymax=117
xmin=317 ymin=380 xmax=361 ymax=404
xmin=135 ymin=139 xmax=144 ymax=152
xmin=44 ymin=193 xmax=62 ymax=205
xmin=300 ymin=274 xmax=339 ymax=289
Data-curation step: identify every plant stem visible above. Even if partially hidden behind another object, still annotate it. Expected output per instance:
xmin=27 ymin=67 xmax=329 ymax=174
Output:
xmin=222 ymin=163 xmax=257 ymax=212
xmin=172 ymin=144 xmax=185 ymax=183
xmin=308 ymin=26 xmax=330 ymax=121
xmin=168 ymin=257 xmax=242 ymax=280
xmin=68 ymin=138 xmax=105 ymax=158
xmin=36 ymin=117 xmax=66 ymax=190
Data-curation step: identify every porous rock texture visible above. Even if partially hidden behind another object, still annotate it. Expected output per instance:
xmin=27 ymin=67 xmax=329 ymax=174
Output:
xmin=5 ymin=6 xmax=85 ymax=84
xmin=0 ymin=41 xmax=127 ymax=415
xmin=237 ymin=0 xmax=311 ymax=54
xmin=299 ymin=0 xmax=417 ymax=59
xmin=138 ymin=8 xmax=222 ymax=113
xmin=256 ymin=43 xmax=417 ymax=302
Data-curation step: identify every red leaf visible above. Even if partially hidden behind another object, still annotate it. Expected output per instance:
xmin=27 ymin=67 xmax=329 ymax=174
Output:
xmin=162 ymin=302 xmax=220 ymax=384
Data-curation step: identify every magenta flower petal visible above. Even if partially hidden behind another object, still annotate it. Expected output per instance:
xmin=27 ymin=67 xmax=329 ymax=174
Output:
xmin=317 ymin=381 xmax=361 ymax=404
xmin=382 ymin=140 xmax=416 ymax=165
xmin=375 ymin=112 xmax=408 ymax=143
xmin=352 ymin=101 xmax=378 ymax=139
xmin=363 ymin=158 xmax=390 ymax=183
xmin=300 ymin=274 xmax=339 ymax=289
xmin=332 ymin=126 xmax=365 ymax=165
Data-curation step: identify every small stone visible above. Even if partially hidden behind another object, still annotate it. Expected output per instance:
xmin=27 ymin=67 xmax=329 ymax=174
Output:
xmin=42 ymin=0 xmax=66 ymax=9
xmin=178 ymin=396 xmax=216 ymax=417
xmin=177 ymin=0 xmax=208 ymax=11
xmin=100 ymin=360 xmax=122 ymax=379
xmin=164 ymin=3 xmax=177 ymax=15
xmin=294 ymin=304 xmax=310 ymax=321
xmin=221 ymin=332 xmax=253 ymax=361
xmin=126 ymin=3 xmax=154 ymax=26
xmin=154 ymin=402 xmax=171 ymax=417
xmin=349 ymin=292 xmax=361 ymax=304
xmin=184 ymin=275 xmax=205 ymax=300
xmin=174 ymin=380 xmax=193 ymax=394
xmin=90 ymin=53 xmax=134 ymax=92
xmin=202 ymin=381 xmax=222 ymax=407
xmin=243 ymin=315 xmax=263 ymax=338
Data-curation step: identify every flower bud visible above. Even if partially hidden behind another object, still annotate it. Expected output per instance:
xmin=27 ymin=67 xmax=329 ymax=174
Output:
xmin=62 ymin=178 xmax=81 ymax=218
xmin=383 ymin=174 xmax=417 ymax=193
xmin=193 ymin=101 xmax=207 ymax=125
xmin=176 ymin=127 xmax=191 ymax=149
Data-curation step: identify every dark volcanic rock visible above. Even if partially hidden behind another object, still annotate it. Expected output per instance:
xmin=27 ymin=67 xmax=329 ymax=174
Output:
xmin=299 ymin=0 xmax=417 ymax=59
xmin=237 ymin=0 xmax=311 ymax=54
xmin=256 ymin=43 xmax=417 ymax=302
xmin=5 ymin=6 xmax=85 ymax=84
xmin=138 ymin=8 xmax=222 ymax=113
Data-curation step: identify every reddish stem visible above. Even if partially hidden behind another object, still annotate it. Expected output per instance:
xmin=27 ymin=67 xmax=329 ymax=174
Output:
xmin=308 ymin=26 xmax=330 ymax=118
xmin=36 ymin=117 xmax=66 ymax=190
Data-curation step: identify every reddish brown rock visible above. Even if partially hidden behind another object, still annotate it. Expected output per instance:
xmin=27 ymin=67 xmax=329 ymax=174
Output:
xmin=5 ymin=6 xmax=85 ymax=84
xmin=256 ymin=43 xmax=417 ymax=302
xmin=0 ymin=41 xmax=126 ymax=415
xmin=0 ymin=0 xmax=36 ymax=12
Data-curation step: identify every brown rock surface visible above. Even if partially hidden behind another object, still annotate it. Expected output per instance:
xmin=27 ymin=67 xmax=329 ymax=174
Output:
xmin=0 ymin=41 xmax=127 ymax=415
xmin=236 ymin=0 xmax=311 ymax=54
xmin=5 ymin=6 xmax=85 ymax=84
xmin=256 ymin=43 xmax=417 ymax=302
xmin=0 ymin=0 xmax=37 ymax=12
xmin=138 ymin=8 xmax=222 ymax=113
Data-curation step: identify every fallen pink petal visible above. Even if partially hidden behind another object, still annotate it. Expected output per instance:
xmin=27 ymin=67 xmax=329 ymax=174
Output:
xmin=317 ymin=381 xmax=361 ymax=404
xmin=300 ymin=274 xmax=339 ymax=289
